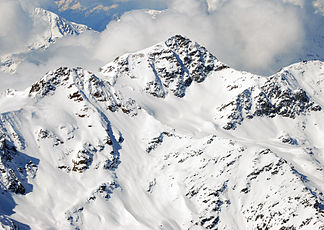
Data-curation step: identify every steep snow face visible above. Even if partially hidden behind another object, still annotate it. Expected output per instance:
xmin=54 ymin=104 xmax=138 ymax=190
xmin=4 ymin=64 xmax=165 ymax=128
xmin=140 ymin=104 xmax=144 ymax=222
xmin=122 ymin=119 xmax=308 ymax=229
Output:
xmin=0 ymin=8 xmax=89 ymax=73
xmin=0 ymin=36 xmax=324 ymax=230
xmin=31 ymin=8 xmax=89 ymax=49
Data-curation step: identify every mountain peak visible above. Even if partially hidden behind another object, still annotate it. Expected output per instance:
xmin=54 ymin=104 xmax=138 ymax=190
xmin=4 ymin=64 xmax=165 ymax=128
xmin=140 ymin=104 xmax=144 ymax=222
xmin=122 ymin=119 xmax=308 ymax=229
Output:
xmin=165 ymin=34 xmax=192 ymax=47
xmin=101 ymin=34 xmax=228 ymax=98
xmin=34 ymin=8 xmax=90 ymax=40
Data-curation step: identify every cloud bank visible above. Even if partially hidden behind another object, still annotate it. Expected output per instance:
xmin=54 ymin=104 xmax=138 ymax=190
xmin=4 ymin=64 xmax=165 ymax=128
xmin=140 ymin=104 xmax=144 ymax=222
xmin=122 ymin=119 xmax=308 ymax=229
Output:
xmin=94 ymin=0 xmax=310 ymax=74
xmin=0 ymin=0 xmax=323 ymax=92
xmin=0 ymin=0 xmax=33 ymax=56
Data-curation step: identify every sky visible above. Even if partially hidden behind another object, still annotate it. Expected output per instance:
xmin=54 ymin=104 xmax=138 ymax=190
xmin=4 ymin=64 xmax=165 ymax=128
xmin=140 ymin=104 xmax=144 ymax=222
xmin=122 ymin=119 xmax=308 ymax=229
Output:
xmin=0 ymin=0 xmax=323 ymax=91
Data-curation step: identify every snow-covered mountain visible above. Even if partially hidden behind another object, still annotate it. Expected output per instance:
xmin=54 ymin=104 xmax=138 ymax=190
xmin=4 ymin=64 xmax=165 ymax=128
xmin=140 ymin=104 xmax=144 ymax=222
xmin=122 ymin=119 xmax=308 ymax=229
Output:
xmin=31 ymin=8 xmax=90 ymax=49
xmin=52 ymin=0 xmax=166 ymax=31
xmin=0 ymin=35 xmax=323 ymax=229
xmin=0 ymin=8 xmax=89 ymax=73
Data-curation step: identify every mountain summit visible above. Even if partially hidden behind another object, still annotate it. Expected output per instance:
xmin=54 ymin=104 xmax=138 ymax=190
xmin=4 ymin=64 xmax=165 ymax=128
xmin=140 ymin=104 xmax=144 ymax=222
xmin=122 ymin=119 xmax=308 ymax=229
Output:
xmin=0 ymin=35 xmax=323 ymax=229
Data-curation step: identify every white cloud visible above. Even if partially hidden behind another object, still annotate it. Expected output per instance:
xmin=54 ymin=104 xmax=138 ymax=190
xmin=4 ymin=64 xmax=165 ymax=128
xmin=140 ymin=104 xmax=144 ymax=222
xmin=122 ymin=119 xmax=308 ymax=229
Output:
xmin=0 ymin=0 xmax=323 ymax=92
xmin=0 ymin=30 xmax=103 ymax=92
xmin=94 ymin=0 xmax=308 ymax=74
xmin=0 ymin=0 xmax=33 ymax=56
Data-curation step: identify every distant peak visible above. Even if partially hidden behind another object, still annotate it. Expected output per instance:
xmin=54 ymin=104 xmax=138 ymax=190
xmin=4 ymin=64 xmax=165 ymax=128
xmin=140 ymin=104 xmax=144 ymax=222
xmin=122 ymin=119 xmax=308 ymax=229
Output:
xmin=164 ymin=35 xmax=219 ymax=61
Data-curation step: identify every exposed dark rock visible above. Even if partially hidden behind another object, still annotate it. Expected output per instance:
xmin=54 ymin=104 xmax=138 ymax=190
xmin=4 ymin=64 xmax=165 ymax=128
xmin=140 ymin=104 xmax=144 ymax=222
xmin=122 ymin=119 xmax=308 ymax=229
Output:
xmin=0 ymin=135 xmax=38 ymax=195
xmin=220 ymin=76 xmax=322 ymax=130
xmin=146 ymin=132 xmax=173 ymax=153
xmin=72 ymin=147 xmax=95 ymax=173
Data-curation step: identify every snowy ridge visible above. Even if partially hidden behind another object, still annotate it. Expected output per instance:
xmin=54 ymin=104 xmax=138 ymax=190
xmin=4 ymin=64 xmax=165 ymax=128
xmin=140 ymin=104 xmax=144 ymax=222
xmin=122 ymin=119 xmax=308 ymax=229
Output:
xmin=217 ymin=66 xmax=322 ymax=130
xmin=0 ymin=8 xmax=90 ymax=73
xmin=0 ymin=35 xmax=323 ymax=229
xmin=31 ymin=8 xmax=89 ymax=48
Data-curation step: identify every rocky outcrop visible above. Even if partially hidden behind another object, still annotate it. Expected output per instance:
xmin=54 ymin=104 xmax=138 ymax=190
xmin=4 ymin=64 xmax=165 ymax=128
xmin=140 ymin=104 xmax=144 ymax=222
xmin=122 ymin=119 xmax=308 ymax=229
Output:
xmin=0 ymin=135 xmax=38 ymax=195
xmin=218 ymin=75 xmax=322 ymax=130
xmin=71 ymin=146 xmax=95 ymax=173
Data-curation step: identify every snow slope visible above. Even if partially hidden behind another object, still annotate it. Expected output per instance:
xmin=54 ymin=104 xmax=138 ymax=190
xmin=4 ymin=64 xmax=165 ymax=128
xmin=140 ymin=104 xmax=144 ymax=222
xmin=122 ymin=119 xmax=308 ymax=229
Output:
xmin=0 ymin=35 xmax=323 ymax=229
xmin=0 ymin=8 xmax=90 ymax=73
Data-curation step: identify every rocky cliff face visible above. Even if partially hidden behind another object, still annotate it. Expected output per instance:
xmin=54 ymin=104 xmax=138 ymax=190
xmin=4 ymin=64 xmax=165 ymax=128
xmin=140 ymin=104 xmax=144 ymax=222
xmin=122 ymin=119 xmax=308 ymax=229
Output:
xmin=0 ymin=35 xmax=323 ymax=230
